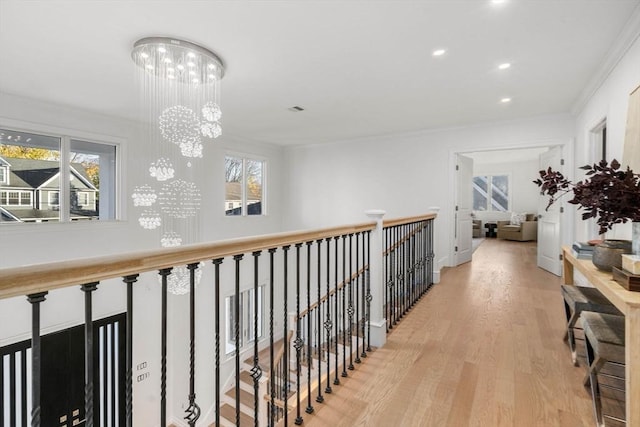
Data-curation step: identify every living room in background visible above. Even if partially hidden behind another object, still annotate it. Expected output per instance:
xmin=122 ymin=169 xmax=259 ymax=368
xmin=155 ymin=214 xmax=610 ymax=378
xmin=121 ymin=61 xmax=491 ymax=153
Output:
xmin=472 ymin=174 xmax=510 ymax=212
xmin=225 ymin=154 xmax=265 ymax=216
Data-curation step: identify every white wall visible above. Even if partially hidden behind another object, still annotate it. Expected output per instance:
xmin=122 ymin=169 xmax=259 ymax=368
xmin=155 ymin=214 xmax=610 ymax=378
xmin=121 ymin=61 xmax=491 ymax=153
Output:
xmin=0 ymin=93 xmax=286 ymax=426
xmin=283 ymin=114 xmax=574 ymax=269
xmin=472 ymin=157 xmax=541 ymax=222
xmin=573 ymin=33 xmax=640 ymax=242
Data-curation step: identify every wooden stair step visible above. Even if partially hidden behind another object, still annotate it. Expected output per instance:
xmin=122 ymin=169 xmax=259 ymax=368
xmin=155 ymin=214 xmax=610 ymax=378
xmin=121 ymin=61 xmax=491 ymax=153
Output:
xmin=226 ymin=386 xmax=255 ymax=409
xmin=220 ymin=403 xmax=254 ymax=426
xmin=240 ymin=370 xmax=254 ymax=386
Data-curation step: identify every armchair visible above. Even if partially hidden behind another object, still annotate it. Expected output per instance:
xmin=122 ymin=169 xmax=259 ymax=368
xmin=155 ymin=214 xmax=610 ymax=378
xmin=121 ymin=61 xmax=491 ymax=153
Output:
xmin=472 ymin=219 xmax=482 ymax=238
xmin=497 ymin=214 xmax=538 ymax=241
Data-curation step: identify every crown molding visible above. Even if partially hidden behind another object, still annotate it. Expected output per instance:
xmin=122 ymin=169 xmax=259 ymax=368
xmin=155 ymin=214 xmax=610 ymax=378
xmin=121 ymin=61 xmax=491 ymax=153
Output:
xmin=571 ymin=3 xmax=640 ymax=116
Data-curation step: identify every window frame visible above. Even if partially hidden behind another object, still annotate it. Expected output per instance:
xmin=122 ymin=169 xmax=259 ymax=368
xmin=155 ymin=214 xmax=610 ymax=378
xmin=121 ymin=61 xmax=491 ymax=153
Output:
xmin=472 ymin=173 xmax=511 ymax=212
xmin=224 ymin=153 xmax=267 ymax=217
xmin=0 ymin=166 xmax=6 ymax=184
xmin=224 ymin=285 xmax=265 ymax=355
xmin=0 ymin=122 xmax=124 ymax=225
xmin=0 ymin=190 xmax=32 ymax=207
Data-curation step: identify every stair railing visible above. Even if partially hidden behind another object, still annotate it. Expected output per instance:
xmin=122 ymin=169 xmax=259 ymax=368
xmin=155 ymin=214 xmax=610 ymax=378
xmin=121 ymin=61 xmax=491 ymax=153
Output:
xmin=0 ymin=213 xmax=435 ymax=427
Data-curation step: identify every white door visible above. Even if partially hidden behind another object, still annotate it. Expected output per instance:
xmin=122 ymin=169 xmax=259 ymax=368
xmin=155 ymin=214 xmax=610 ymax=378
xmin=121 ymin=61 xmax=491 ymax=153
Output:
xmin=537 ymin=146 xmax=563 ymax=275
xmin=455 ymin=154 xmax=474 ymax=265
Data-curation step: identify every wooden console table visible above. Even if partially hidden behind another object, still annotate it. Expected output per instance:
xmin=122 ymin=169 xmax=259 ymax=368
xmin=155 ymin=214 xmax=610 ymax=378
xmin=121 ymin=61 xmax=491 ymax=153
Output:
xmin=562 ymin=246 xmax=640 ymax=425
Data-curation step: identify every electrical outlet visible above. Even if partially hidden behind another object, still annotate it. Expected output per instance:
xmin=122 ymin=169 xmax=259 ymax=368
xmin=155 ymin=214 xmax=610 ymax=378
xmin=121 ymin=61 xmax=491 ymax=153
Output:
xmin=136 ymin=361 xmax=148 ymax=370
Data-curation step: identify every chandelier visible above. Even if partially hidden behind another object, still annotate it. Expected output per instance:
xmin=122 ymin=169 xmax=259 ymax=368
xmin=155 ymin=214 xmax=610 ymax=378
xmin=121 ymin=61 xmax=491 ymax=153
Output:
xmin=131 ymin=37 xmax=224 ymax=295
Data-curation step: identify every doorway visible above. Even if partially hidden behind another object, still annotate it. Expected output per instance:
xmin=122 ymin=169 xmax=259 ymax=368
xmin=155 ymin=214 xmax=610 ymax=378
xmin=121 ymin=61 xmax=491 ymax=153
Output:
xmin=0 ymin=313 xmax=126 ymax=427
xmin=451 ymin=144 xmax=570 ymax=274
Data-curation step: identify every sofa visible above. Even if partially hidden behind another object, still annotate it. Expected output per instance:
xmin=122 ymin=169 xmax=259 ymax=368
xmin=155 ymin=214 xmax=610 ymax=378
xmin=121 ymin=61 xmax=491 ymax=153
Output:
xmin=497 ymin=214 xmax=538 ymax=241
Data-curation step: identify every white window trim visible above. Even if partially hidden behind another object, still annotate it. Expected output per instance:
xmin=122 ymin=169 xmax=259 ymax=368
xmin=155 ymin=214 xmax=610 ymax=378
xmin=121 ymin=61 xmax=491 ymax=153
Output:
xmin=0 ymin=119 xmax=126 ymax=225
xmin=48 ymin=191 xmax=60 ymax=206
xmin=1 ymin=190 xmax=33 ymax=207
xmin=224 ymin=152 xmax=267 ymax=217
xmin=473 ymin=173 xmax=512 ymax=212
xmin=0 ymin=166 xmax=7 ymax=184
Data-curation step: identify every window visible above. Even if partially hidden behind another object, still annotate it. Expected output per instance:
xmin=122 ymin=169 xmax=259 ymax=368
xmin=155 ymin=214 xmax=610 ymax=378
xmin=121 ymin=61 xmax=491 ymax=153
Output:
xmin=225 ymin=155 xmax=265 ymax=216
xmin=0 ymin=128 xmax=119 ymax=223
xmin=473 ymin=174 xmax=509 ymax=211
xmin=48 ymin=191 xmax=60 ymax=208
xmin=0 ymin=190 xmax=32 ymax=206
xmin=225 ymin=285 xmax=265 ymax=354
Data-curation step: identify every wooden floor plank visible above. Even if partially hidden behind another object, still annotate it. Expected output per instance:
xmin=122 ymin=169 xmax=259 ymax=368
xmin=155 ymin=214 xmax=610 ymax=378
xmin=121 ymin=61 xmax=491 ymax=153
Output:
xmin=304 ymin=239 xmax=595 ymax=427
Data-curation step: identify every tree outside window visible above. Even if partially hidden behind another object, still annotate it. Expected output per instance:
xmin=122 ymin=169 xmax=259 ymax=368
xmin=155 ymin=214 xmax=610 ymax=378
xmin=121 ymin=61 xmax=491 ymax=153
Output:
xmin=225 ymin=155 xmax=265 ymax=216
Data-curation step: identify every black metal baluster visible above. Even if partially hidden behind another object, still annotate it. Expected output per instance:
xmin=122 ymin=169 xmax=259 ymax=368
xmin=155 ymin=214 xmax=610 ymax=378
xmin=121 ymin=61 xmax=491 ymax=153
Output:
xmin=185 ymin=263 xmax=201 ymax=426
xmin=334 ymin=236 xmax=340 ymax=386
xmin=361 ymin=233 xmax=368 ymax=358
xmin=315 ymin=239 xmax=324 ymax=403
xmin=341 ymin=235 xmax=348 ymax=378
xmin=385 ymin=227 xmax=391 ymax=332
xmin=324 ymin=237 xmax=332 ymax=394
xmin=423 ymin=221 xmax=427 ymax=291
xmin=0 ymin=345 xmax=3 ymax=427
xmin=396 ymin=225 xmax=404 ymax=321
xmin=392 ymin=226 xmax=397 ymax=326
xmin=27 ymin=292 xmax=47 ymax=427
xmin=110 ymin=323 xmax=116 ymax=426
xmin=158 ymin=268 xmax=172 ymax=427
xmin=267 ymin=248 xmax=276 ymax=427
xmin=305 ymin=241 xmax=314 ymax=414
xmin=249 ymin=252 xmax=262 ymax=427
xmin=81 ymin=282 xmax=98 ymax=427
xmin=348 ymin=234 xmax=354 ymax=371
xmin=282 ymin=245 xmax=290 ymax=425
xmin=212 ymin=258 xmax=223 ymax=427
xmin=20 ymin=349 xmax=27 ymax=427
xmin=429 ymin=220 xmax=434 ymax=288
xmin=101 ymin=324 xmax=108 ymax=426
xmin=366 ymin=230 xmax=372 ymax=352
xmin=355 ymin=233 xmax=361 ymax=364
xmin=233 ymin=254 xmax=243 ymax=426
xmin=401 ymin=225 xmax=405 ymax=317
xmin=407 ymin=224 xmax=416 ymax=309
xmin=122 ymin=275 xmax=138 ymax=427
xmin=294 ymin=244 xmax=303 ymax=425
xmin=10 ymin=352 xmax=15 ymax=427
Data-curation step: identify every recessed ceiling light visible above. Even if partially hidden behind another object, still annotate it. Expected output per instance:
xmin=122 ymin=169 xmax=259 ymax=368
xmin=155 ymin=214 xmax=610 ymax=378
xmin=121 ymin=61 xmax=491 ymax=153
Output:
xmin=500 ymin=97 xmax=512 ymax=103
xmin=498 ymin=63 xmax=511 ymax=70
xmin=432 ymin=49 xmax=446 ymax=57
xmin=491 ymin=0 xmax=506 ymax=4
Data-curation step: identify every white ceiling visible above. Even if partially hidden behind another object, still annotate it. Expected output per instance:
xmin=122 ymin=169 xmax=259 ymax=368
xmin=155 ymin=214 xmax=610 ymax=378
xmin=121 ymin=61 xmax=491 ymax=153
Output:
xmin=1 ymin=0 xmax=639 ymax=146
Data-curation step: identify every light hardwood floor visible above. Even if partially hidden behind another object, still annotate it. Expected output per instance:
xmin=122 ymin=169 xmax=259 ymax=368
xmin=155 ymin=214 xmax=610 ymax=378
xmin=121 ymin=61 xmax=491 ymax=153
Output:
xmin=304 ymin=238 xmax=596 ymax=427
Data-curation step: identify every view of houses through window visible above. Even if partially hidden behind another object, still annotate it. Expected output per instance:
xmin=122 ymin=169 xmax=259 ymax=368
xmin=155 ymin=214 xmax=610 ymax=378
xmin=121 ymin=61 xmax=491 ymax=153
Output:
xmin=0 ymin=128 xmax=118 ymax=223
xmin=472 ymin=174 xmax=510 ymax=211
xmin=225 ymin=155 xmax=264 ymax=216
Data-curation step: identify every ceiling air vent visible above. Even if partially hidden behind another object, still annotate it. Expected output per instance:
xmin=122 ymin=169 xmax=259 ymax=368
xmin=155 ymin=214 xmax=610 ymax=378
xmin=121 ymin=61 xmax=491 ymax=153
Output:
xmin=288 ymin=106 xmax=305 ymax=112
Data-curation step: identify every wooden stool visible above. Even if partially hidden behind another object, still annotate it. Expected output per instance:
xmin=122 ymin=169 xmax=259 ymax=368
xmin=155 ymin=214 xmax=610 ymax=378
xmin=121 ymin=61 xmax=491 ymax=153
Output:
xmin=582 ymin=311 xmax=626 ymax=427
xmin=561 ymin=285 xmax=621 ymax=366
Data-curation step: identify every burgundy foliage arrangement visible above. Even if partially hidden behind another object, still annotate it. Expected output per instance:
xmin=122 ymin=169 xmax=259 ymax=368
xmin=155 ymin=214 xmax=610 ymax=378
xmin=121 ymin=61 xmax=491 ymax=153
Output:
xmin=534 ymin=159 xmax=640 ymax=235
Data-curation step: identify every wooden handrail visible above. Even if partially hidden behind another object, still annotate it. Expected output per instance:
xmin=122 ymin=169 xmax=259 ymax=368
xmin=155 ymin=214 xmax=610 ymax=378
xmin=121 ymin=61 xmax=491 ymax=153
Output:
xmin=296 ymin=266 xmax=367 ymax=320
xmin=0 ymin=221 xmax=376 ymax=300
xmin=382 ymin=213 xmax=436 ymax=228
xmin=383 ymin=223 xmax=424 ymax=257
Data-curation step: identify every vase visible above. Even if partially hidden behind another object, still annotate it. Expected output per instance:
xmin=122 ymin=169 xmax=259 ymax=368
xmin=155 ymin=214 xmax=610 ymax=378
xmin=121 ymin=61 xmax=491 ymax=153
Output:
xmin=592 ymin=239 xmax=633 ymax=272
xmin=633 ymin=222 xmax=640 ymax=255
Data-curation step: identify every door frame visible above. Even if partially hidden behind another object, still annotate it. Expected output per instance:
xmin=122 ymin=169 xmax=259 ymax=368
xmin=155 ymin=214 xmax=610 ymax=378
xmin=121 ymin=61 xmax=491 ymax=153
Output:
xmin=448 ymin=139 xmax=575 ymax=267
